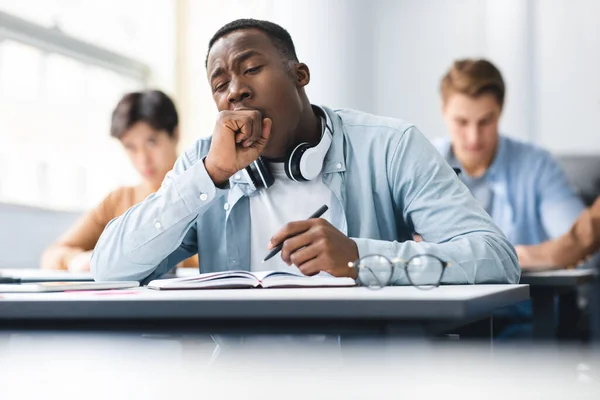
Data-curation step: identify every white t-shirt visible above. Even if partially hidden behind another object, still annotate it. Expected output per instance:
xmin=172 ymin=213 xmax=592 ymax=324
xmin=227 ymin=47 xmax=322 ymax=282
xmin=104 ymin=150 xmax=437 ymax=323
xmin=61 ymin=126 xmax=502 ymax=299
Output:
xmin=249 ymin=162 xmax=333 ymax=272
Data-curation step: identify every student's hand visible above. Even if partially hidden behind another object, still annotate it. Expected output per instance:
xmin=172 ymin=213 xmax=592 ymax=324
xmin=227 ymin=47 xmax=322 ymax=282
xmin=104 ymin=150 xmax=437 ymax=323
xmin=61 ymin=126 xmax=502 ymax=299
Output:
xmin=270 ymin=218 xmax=359 ymax=279
xmin=67 ymin=250 xmax=93 ymax=272
xmin=205 ymin=110 xmax=272 ymax=186
xmin=515 ymin=244 xmax=564 ymax=271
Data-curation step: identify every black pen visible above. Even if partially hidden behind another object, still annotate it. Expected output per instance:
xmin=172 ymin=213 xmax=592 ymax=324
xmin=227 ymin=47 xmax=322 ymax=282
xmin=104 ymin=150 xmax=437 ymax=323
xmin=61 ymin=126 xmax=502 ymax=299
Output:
xmin=262 ymin=204 xmax=329 ymax=263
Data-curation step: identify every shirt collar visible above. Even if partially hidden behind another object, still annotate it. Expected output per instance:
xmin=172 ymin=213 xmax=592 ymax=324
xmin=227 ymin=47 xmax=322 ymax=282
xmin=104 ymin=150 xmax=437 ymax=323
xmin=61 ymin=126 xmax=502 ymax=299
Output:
xmin=318 ymin=105 xmax=346 ymax=174
xmin=446 ymin=135 xmax=507 ymax=182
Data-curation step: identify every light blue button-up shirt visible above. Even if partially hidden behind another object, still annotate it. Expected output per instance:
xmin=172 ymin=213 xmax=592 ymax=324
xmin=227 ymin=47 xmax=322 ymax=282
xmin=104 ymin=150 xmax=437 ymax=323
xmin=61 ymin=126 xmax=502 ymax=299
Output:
xmin=92 ymin=106 xmax=519 ymax=285
xmin=434 ymin=136 xmax=585 ymax=245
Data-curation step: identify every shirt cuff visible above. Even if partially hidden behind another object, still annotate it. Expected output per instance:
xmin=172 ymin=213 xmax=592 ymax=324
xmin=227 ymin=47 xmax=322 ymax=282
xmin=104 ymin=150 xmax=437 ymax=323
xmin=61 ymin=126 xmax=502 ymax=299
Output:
xmin=352 ymin=237 xmax=399 ymax=260
xmin=351 ymin=238 xmax=411 ymax=286
xmin=173 ymin=156 xmax=228 ymax=213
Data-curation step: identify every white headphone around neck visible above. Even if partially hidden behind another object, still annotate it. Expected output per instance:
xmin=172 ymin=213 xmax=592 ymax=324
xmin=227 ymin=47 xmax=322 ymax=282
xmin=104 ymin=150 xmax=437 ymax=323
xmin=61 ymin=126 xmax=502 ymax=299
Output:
xmin=245 ymin=115 xmax=333 ymax=189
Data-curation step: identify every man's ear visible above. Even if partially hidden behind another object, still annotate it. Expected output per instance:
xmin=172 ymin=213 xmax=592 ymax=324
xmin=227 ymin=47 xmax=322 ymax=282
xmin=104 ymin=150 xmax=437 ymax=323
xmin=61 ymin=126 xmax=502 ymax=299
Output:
xmin=293 ymin=62 xmax=310 ymax=88
xmin=172 ymin=126 xmax=180 ymax=143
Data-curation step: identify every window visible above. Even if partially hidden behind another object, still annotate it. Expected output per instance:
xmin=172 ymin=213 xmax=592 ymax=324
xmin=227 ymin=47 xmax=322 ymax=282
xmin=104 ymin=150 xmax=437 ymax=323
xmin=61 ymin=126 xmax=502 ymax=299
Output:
xmin=0 ymin=0 xmax=175 ymax=211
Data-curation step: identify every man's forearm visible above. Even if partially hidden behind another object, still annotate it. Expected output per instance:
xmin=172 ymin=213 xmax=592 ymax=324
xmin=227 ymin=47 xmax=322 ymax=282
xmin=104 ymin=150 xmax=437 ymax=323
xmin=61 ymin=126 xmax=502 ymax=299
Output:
xmin=92 ymin=159 xmax=225 ymax=281
xmin=549 ymin=197 xmax=600 ymax=266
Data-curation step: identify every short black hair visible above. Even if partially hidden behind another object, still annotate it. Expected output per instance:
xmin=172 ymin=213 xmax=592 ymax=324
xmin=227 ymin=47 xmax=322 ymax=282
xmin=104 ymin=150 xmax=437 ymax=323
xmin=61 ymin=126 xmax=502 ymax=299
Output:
xmin=110 ymin=90 xmax=178 ymax=139
xmin=205 ymin=18 xmax=298 ymax=68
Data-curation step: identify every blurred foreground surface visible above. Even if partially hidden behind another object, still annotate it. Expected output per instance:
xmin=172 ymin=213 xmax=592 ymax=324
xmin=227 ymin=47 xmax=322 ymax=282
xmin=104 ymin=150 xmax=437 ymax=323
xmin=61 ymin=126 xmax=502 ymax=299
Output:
xmin=1 ymin=332 xmax=599 ymax=399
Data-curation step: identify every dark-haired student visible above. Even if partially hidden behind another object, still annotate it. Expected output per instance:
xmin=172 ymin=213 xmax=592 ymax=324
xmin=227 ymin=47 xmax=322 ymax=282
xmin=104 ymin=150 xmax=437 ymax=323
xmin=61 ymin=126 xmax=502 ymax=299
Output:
xmin=92 ymin=19 xmax=518 ymax=285
xmin=42 ymin=90 xmax=198 ymax=271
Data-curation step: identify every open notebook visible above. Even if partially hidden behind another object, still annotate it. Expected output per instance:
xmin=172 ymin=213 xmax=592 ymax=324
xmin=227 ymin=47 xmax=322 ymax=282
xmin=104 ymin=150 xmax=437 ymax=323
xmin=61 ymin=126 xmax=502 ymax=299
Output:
xmin=147 ymin=270 xmax=356 ymax=290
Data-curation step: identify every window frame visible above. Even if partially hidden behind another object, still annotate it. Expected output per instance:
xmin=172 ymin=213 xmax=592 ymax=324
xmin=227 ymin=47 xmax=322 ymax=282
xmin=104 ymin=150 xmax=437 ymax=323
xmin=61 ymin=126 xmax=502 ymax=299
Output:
xmin=0 ymin=10 xmax=150 ymax=83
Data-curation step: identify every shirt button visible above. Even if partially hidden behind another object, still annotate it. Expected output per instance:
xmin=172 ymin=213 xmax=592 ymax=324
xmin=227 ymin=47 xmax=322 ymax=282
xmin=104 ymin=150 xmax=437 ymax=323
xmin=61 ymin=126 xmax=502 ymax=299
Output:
xmin=154 ymin=221 xmax=162 ymax=229
xmin=200 ymin=193 xmax=208 ymax=201
xmin=336 ymin=162 xmax=342 ymax=169
xmin=234 ymin=173 xmax=241 ymax=180
xmin=224 ymin=203 xmax=230 ymax=211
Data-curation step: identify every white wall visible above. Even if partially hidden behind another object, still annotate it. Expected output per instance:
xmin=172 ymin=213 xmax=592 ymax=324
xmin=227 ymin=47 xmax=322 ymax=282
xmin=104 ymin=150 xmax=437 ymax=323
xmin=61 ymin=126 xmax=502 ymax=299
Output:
xmin=482 ymin=0 xmax=536 ymax=143
xmin=535 ymin=0 xmax=600 ymax=154
xmin=180 ymin=0 xmax=600 ymax=154
xmin=267 ymin=0 xmax=375 ymax=112
xmin=371 ymin=0 xmax=600 ymax=151
xmin=372 ymin=0 xmax=486 ymax=138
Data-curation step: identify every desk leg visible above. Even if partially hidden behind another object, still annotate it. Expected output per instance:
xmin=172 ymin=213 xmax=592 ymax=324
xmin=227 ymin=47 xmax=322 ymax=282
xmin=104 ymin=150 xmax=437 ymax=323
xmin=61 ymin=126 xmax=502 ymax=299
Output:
xmin=531 ymin=289 xmax=556 ymax=340
xmin=592 ymin=279 xmax=600 ymax=343
xmin=489 ymin=317 xmax=495 ymax=355
xmin=557 ymin=290 xmax=580 ymax=340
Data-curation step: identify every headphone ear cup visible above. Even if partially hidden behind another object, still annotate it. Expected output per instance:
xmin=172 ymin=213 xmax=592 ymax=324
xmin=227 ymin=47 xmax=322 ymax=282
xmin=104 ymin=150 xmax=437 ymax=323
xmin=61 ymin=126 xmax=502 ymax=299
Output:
xmin=285 ymin=143 xmax=311 ymax=182
xmin=245 ymin=157 xmax=275 ymax=189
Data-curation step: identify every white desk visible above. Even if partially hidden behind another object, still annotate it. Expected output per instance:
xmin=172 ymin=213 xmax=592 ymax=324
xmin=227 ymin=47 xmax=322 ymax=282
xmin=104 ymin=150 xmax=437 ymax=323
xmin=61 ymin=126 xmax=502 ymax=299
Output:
xmin=0 ymin=268 xmax=93 ymax=282
xmin=0 ymin=285 xmax=529 ymax=336
xmin=520 ymin=268 xmax=597 ymax=287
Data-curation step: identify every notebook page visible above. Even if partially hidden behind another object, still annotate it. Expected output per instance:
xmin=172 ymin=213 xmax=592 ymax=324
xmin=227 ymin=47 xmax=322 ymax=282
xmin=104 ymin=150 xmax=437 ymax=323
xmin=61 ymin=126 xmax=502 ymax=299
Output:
xmin=261 ymin=273 xmax=356 ymax=288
